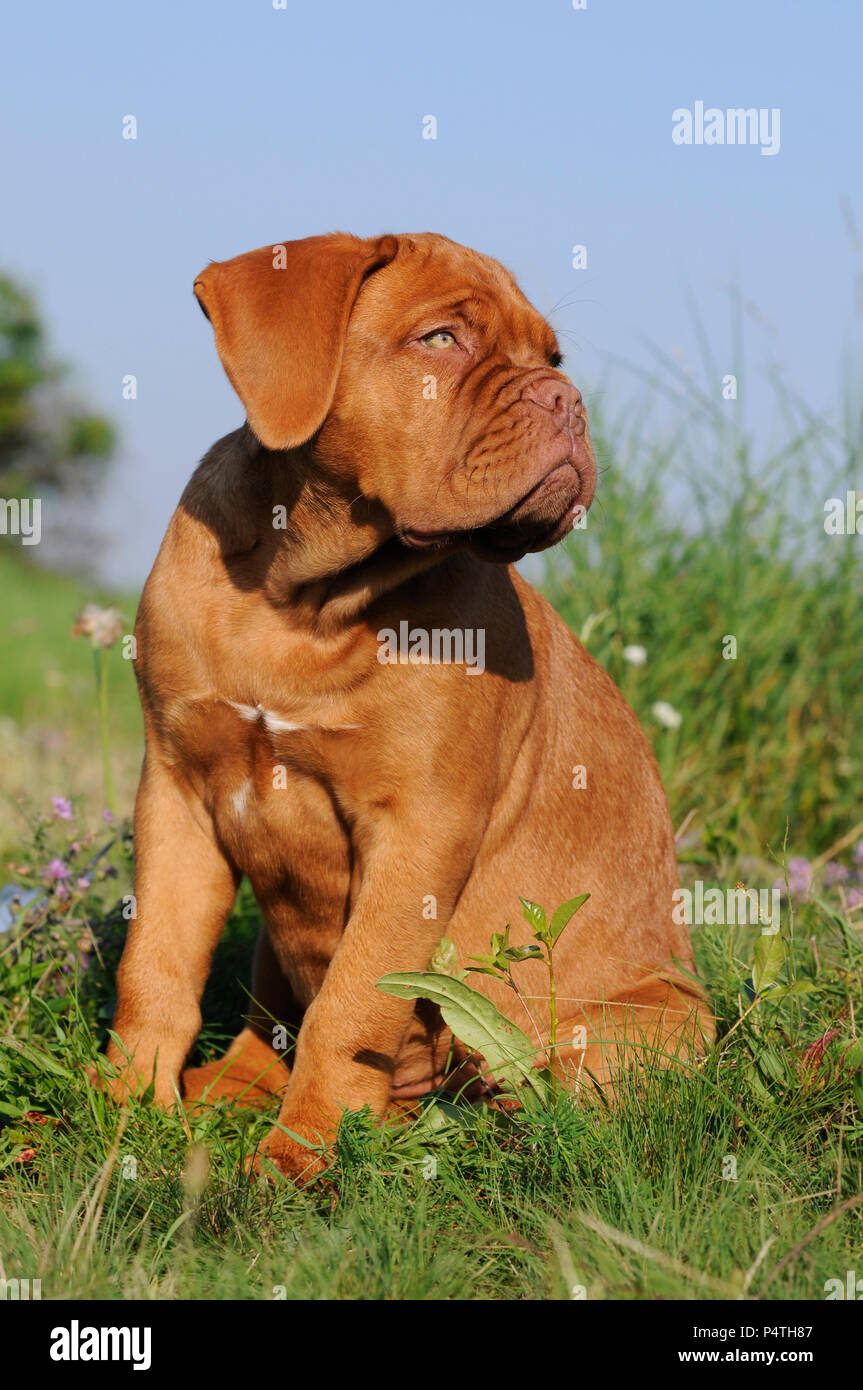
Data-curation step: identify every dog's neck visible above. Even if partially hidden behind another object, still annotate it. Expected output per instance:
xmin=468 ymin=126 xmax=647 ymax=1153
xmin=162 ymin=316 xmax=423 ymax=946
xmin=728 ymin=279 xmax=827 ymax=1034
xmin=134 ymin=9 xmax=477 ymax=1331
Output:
xmin=263 ymin=442 xmax=462 ymax=629
xmin=181 ymin=425 xmax=461 ymax=632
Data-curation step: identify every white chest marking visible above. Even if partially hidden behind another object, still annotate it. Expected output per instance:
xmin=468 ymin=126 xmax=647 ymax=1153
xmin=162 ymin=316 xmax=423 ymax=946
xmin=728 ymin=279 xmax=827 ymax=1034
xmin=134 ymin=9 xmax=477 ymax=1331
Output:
xmin=230 ymin=780 xmax=251 ymax=818
xmin=223 ymin=699 xmax=307 ymax=731
xmin=263 ymin=709 xmax=310 ymax=733
xmin=222 ymin=699 xmax=358 ymax=733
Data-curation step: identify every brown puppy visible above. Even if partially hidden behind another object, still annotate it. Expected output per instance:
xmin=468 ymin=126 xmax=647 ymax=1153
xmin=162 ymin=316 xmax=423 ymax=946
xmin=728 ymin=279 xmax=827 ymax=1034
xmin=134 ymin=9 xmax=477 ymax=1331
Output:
xmin=105 ymin=232 xmax=712 ymax=1178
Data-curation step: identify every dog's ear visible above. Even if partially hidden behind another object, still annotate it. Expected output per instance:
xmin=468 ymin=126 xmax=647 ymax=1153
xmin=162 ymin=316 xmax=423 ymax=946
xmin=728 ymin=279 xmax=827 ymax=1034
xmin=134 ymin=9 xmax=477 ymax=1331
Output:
xmin=193 ymin=233 xmax=398 ymax=450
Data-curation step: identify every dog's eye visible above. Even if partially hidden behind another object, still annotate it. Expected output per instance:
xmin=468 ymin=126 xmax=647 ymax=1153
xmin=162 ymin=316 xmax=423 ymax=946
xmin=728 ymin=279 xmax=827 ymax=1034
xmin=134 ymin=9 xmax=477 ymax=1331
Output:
xmin=549 ymin=350 xmax=563 ymax=369
xmin=422 ymin=330 xmax=458 ymax=350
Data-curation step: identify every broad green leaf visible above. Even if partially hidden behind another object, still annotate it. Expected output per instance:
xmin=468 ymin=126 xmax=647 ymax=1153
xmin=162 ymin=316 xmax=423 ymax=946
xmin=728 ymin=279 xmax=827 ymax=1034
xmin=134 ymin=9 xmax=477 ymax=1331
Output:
xmin=745 ymin=1060 xmax=773 ymax=1103
xmin=377 ymin=970 xmax=545 ymax=1097
xmin=761 ymin=979 xmax=816 ymax=1001
xmin=752 ymin=933 xmax=785 ymax=996
xmin=519 ymin=898 xmax=548 ymax=940
xmin=490 ymin=926 xmax=510 ymax=955
xmin=756 ymin=1044 xmax=790 ymax=1084
xmin=502 ymin=944 xmax=543 ymax=963
xmin=429 ymin=937 xmax=458 ymax=975
xmin=549 ymin=893 xmax=591 ymax=943
xmin=0 ymin=1037 xmax=72 ymax=1080
xmin=843 ymin=1037 xmax=863 ymax=1069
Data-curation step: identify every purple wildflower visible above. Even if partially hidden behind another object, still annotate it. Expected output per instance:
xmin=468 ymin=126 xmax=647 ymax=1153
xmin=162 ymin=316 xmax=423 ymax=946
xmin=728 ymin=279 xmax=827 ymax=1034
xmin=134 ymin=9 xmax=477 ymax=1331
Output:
xmin=51 ymin=796 xmax=73 ymax=821
xmin=786 ymin=856 xmax=812 ymax=899
xmin=45 ymin=858 xmax=69 ymax=883
xmin=824 ymin=861 xmax=850 ymax=887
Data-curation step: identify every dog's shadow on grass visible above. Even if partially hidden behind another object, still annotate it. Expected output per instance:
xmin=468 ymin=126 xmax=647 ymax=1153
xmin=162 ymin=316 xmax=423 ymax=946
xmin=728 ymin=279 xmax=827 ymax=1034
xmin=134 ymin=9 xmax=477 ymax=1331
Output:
xmin=194 ymin=878 xmax=263 ymax=1063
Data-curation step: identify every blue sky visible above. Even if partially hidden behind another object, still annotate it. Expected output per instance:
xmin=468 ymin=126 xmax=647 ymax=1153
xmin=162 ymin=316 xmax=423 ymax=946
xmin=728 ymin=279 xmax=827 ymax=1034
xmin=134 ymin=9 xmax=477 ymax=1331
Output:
xmin=5 ymin=0 xmax=861 ymax=584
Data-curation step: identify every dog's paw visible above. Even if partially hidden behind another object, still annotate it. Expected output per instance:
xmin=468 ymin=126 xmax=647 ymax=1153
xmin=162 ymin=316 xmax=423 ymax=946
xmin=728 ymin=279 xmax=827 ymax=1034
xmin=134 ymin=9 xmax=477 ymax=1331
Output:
xmin=183 ymin=1031 xmax=291 ymax=1110
xmin=183 ymin=1058 xmax=285 ymax=1110
xmin=86 ymin=1056 xmax=177 ymax=1109
xmin=249 ymin=1123 xmax=332 ymax=1187
xmin=86 ymin=1060 xmax=137 ymax=1104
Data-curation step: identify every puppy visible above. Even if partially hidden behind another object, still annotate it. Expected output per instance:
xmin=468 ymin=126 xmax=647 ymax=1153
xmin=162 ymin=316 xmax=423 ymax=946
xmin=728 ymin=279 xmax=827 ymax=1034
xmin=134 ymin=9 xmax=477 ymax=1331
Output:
xmin=105 ymin=233 xmax=711 ymax=1178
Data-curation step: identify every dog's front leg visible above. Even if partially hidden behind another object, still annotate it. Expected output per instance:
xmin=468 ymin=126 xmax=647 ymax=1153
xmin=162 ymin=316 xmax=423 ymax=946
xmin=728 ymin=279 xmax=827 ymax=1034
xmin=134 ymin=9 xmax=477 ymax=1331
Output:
xmin=103 ymin=754 xmax=239 ymax=1106
xmin=257 ymin=806 xmax=479 ymax=1180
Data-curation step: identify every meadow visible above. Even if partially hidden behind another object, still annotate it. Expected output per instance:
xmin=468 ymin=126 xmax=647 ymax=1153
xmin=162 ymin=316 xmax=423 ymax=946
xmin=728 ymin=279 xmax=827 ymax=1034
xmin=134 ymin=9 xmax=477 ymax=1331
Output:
xmin=0 ymin=369 xmax=861 ymax=1301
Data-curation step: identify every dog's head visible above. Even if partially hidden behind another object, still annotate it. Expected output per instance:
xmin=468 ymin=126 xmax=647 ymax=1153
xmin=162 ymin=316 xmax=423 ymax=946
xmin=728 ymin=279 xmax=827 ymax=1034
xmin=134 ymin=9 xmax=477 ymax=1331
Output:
xmin=194 ymin=232 xmax=596 ymax=565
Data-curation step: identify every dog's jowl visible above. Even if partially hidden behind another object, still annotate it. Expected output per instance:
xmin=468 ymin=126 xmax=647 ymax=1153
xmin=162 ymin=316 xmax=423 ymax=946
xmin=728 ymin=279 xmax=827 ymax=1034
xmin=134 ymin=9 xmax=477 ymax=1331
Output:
xmin=104 ymin=232 xmax=712 ymax=1179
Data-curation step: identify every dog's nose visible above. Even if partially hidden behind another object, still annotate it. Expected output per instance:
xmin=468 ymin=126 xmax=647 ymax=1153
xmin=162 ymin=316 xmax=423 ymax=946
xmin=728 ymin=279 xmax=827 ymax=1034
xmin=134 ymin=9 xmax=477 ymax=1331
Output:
xmin=522 ymin=378 xmax=584 ymax=427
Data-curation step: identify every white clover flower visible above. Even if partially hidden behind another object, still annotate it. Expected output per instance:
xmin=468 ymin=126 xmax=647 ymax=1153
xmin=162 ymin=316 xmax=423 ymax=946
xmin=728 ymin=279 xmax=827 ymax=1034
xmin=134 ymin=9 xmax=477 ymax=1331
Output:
xmin=652 ymin=700 xmax=682 ymax=730
xmin=71 ymin=604 xmax=126 ymax=650
xmin=622 ymin=644 xmax=648 ymax=666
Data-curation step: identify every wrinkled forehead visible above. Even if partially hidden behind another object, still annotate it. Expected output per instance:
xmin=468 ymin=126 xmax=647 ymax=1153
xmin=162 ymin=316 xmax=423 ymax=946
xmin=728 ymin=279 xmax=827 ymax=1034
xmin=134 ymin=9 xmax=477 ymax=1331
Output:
xmin=353 ymin=233 xmax=559 ymax=358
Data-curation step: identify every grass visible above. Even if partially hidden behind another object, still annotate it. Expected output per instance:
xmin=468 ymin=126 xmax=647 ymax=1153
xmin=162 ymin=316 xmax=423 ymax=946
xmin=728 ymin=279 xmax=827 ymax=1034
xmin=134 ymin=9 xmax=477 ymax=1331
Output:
xmin=1 ymin=354 xmax=862 ymax=1301
xmin=1 ymin=872 xmax=862 ymax=1300
xmin=0 ymin=549 xmax=141 ymax=865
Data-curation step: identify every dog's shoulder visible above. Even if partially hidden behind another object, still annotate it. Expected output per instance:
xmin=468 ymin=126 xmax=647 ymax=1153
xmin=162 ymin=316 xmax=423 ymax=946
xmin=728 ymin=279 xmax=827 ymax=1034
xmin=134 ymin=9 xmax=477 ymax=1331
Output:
xmin=177 ymin=425 xmax=265 ymax=555
xmin=135 ymin=427 xmax=262 ymax=644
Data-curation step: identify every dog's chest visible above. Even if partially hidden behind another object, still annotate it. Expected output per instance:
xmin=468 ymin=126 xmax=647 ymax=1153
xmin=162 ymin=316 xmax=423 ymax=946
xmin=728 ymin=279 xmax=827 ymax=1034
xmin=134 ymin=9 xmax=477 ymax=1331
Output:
xmin=164 ymin=692 xmax=354 ymax=892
